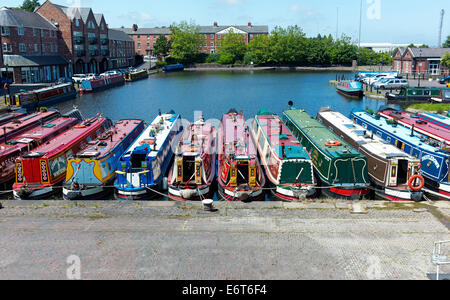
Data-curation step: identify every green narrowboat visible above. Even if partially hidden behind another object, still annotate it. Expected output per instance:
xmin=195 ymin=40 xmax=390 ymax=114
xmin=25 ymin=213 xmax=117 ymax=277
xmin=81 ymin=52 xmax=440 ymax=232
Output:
xmin=386 ymin=87 xmax=450 ymax=103
xmin=282 ymin=109 xmax=370 ymax=199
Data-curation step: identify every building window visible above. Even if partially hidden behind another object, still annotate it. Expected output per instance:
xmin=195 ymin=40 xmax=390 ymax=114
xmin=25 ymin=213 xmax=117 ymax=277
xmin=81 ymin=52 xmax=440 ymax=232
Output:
xmin=137 ymin=35 xmax=140 ymax=39
xmin=88 ymin=21 xmax=95 ymax=29
xmin=41 ymin=30 xmax=44 ymax=37
xmin=137 ymin=43 xmax=141 ymax=49
xmin=34 ymin=44 xmax=39 ymax=52
xmin=210 ymin=34 xmax=214 ymax=39
xmin=1 ymin=26 xmax=10 ymax=36
xmin=2 ymin=43 xmax=12 ymax=53
xmin=75 ymin=19 xmax=80 ymax=27
xmin=250 ymin=34 xmax=253 ymax=39
xmin=19 ymin=43 xmax=26 ymax=52
xmin=210 ymin=42 xmax=214 ymax=47
xmin=33 ymin=28 xmax=37 ymax=37
xmin=41 ymin=44 xmax=45 ymax=53
xmin=18 ymin=27 xmax=24 ymax=36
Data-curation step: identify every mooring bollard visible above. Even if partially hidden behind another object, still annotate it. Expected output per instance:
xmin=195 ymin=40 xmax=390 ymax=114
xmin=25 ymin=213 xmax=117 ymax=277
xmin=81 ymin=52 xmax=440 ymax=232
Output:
xmin=202 ymin=199 xmax=215 ymax=212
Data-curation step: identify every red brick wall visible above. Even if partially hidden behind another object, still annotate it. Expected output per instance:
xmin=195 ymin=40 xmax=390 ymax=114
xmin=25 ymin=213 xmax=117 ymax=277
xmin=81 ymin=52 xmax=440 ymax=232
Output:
xmin=133 ymin=33 xmax=170 ymax=56
xmin=109 ymin=39 xmax=135 ymax=68
xmin=0 ymin=31 xmax=3 ymax=68
xmin=0 ymin=26 xmax=58 ymax=56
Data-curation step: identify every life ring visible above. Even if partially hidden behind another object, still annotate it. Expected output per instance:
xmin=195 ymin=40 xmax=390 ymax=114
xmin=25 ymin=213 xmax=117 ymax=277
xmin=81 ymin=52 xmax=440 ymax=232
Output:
xmin=325 ymin=140 xmax=342 ymax=147
xmin=408 ymin=174 xmax=425 ymax=191
xmin=140 ymin=139 xmax=155 ymax=145
xmin=74 ymin=125 xmax=86 ymax=129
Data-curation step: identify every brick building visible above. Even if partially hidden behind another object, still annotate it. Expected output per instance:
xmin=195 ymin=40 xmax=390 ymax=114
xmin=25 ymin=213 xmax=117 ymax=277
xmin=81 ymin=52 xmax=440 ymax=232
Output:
xmin=115 ymin=22 xmax=269 ymax=56
xmin=36 ymin=0 xmax=110 ymax=75
xmin=0 ymin=6 xmax=69 ymax=84
xmin=393 ymin=47 xmax=450 ymax=76
xmin=108 ymin=29 xmax=135 ymax=69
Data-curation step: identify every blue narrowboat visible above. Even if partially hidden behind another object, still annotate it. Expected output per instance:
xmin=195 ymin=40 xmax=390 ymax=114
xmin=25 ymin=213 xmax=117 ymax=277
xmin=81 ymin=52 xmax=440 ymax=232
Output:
xmin=351 ymin=110 xmax=450 ymax=200
xmin=114 ymin=111 xmax=183 ymax=200
xmin=162 ymin=64 xmax=184 ymax=72
xmin=336 ymin=80 xmax=364 ymax=99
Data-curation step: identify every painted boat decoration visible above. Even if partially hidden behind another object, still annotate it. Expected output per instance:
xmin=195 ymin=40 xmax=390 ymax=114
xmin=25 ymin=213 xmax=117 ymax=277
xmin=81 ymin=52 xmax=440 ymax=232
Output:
xmin=168 ymin=118 xmax=217 ymax=201
xmin=318 ymin=108 xmax=423 ymax=202
xmin=124 ymin=70 xmax=149 ymax=82
xmin=378 ymin=108 xmax=450 ymax=146
xmin=283 ymin=109 xmax=370 ymax=199
xmin=63 ymin=119 xmax=146 ymax=200
xmin=250 ymin=110 xmax=316 ymax=201
xmin=13 ymin=115 xmax=112 ymax=200
xmin=217 ymin=110 xmax=265 ymax=202
xmin=0 ymin=110 xmax=60 ymax=142
xmin=336 ymin=80 xmax=364 ymax=99
xmin=417 ymin=113 xmax=450 ymax=131
xmin=115 ymin=111 xmax=183 ymax=200
xmin=0 ymin=115 xmax=80 ymax=189
xmin=5 ymin=83 xmax=77 ymax=110
xmin=386 ymin=87 xmax=450 ymax=102
xmin=0 ymin=110 xmax=27 ymax=126
xmin=351 ymin=110 xmax=450 ymax=200
xmin=79 ymin=74 xmax=125 ymax=94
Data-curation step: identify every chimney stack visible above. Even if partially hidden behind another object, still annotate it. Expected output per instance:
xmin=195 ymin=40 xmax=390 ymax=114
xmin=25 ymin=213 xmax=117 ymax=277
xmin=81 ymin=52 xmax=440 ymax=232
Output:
xmin=213 ymin=22 xmax=218 ymax=27
xmin=248 ymin=22 xmax=252 ymax=27
xmin=132 ymin=24 xmax=138 ymax=32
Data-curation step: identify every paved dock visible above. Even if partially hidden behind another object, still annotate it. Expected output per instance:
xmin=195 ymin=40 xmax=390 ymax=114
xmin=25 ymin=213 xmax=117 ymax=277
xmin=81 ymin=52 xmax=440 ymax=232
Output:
xmin=0 ymin=200 xmax=448 ymax=280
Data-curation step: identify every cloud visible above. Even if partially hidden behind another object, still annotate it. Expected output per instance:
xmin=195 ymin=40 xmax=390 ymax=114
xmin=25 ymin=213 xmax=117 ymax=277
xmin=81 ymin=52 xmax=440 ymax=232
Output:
xmin=222 ymin=0 xmax=245 ymax=5
xmin=290 ymin=4 xmax=299 ymax=12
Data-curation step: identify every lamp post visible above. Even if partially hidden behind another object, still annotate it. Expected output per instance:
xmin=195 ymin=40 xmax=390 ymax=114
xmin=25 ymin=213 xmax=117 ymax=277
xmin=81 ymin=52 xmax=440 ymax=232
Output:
xmin=418 ymin=49 xmax=422 ymax=88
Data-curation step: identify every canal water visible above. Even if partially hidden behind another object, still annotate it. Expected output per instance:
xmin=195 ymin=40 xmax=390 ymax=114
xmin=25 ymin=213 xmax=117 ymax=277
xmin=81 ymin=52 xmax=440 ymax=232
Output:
xmin=53 ymin=71 xmax=398 ymax=201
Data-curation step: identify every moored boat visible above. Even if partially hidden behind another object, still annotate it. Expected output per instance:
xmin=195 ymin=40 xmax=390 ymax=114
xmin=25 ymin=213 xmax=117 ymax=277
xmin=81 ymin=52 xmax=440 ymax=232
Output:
xmin=351 ymin=109 xmax=450 ymax=200
xmin=0 ymin=110 xmax=27 ymax=126
xmin=114 ymin=111 xmax=183 ymax=200
xmin=386 ymin=87 xmax=450 ymax=102
xmin=336 ymin=80 xmax=364 ymax=99
xmin=162 ymin=64 xmax=184 ymax=72
xmin=417 ymin=112 xmax=450 ymax=131
xmin=124 ymin=69 xmax=149 ymax=82
xmin=63 ymin=119 xmax=146 ymax=200
xmin=168 ymin=118 xmax=217 ymax=201
xmin=217 ymin=110 xmax=265 ymax=202
xmin=79 ymin=74 xmax=125 ymax=94
xmin=318 ymin=108 xmax=423 ymax=202
xmin=250 ymin=109 xmax=316 ymax=201
xmin=0 ymin=115 xmax=80 ymax=189
xmin=283 ymin=109 xmax=370 ymax=199
xmin=13 ymin=115 xmax=112 ymax=200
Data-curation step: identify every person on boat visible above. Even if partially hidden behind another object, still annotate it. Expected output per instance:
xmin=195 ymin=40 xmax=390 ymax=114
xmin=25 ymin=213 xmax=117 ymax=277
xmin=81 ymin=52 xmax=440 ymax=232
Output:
xmin=288 ymin=101 xmax=297 ymax=110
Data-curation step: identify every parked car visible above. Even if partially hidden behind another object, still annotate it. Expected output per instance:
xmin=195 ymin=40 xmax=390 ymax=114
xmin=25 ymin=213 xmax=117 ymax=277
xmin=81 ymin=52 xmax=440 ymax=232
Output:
xmin=373 ymin=78 xmax=408 ymax=89
xmin=72 ymin=74 xmax=95 ymax=83
xmin=55 ymin=77 xmax=73 ymax=84
xmin=439 ymin=76 xmax=450 ymax=84
xmin=101 ymin=70 xmax=121 ymax=77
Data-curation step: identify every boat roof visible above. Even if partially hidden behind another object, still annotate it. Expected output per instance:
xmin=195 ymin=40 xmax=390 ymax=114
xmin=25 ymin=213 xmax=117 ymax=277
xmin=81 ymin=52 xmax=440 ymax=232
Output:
xmin=0 ymin=110 xmax=59 ymax=140
xmin=178 ymin=120 xmax=214 ymax=156
xmin=352 ymin=111 xmax=446 ymax=153
xmin=23 ymin=117 xmax=107 ymax=159
xmin=31 ymin=83 xmax=73 ymax=94
xmin=222 ymin=112 xmax=256 ymax=158
xmin=0 ymin=117 xmax=78 ymax=157
xmin=0 ymin=111 xmax=25 ymax=123
xmin=338 ymin=80 xmax=362 ymax=89
xmin=318 ymin=109 xmax=417 ymax=161
xmin=123 ymin=113 xmax=179 ymax=159
xmin=283 ymin=109 xmax=359 ymax=157
xmin=419 ymin=113 xmax=450 ymax=128
xmin=74 ymin=119 xmax=143 ymax=160
xmin=380 ymin=109 xmax=450 ymax=144
xmin=255 ymin=114 xmax=310 ymax=160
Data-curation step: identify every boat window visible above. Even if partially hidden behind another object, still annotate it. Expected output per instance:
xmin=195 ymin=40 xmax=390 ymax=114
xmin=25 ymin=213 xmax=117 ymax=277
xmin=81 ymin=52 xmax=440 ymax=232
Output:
xmin=424 ymin=90 xmax=431 ymax=96
xmin=387 ymin=137 xmax=391 ymax=143
xmin=49 ymin=155 xmax=67 ymax=179
xmin=131 ymin=154 xmax=146 ymax=169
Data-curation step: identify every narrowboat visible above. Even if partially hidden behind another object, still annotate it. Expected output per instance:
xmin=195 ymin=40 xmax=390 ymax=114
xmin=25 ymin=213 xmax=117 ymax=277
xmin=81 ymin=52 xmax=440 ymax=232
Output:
xmin=217 ymin=110 xmax=265 ymax=202
xmin=63 ymin=119 xmax=146 ymax=200
xmin=5 ymin=83 xmax=77 ymax=110
xmin=378 ymin=108 xmax=450 ymax=146
xmin=79 ymin=74 xmax=125 ymax=94
xmin=124 ymin=69 xmax=149 ymax=82
xmin=336 ymin=80 xmax=364 ymax=99
xmin=250 ymin=110 xmax=316 ymax=201
xmin=386 ymin=87 xmax=450 ymax=102
xmin=13 ymin=115 xmax=112 ymax=200
xmin=0 ymin=115 xmax=80 ymax=189
xmin=283 ymin=109 xmax=370 ymax=199
xmin=167 ymin=118 xmax=217 ymax=201
xmin=317 ymin=108 xmax=423 ymax=202
xmin=0 ymin=110 xmax=60 ymax=142
xmin=115 ymin=111 xmax=183 ymax=200
xmin=351 ymin=110 xmax=450 ymax=200
xmin=0 ymin=110 xmax=27 ymax=126
xmin=417 ymin=113 xmax=450 ymax=131
xmin=162 ymin=64 xmax=184 ymax=72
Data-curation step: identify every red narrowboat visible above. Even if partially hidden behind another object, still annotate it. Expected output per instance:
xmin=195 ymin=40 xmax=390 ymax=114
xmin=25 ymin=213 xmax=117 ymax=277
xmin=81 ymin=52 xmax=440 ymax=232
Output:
xmin=0 ymin=115 xmax=79 ymax=189
xmin=0 ymin=111 xmax=27 ymax=126
xmin=168 ymin=118 xmax=217 ymax=201
xmin=79 ymin=75 xmax=125 ymax=94
xmin=13 ymin=116 xmax=112 ymax=200
xmin=217 ymin=110 xmax=265 ymax=202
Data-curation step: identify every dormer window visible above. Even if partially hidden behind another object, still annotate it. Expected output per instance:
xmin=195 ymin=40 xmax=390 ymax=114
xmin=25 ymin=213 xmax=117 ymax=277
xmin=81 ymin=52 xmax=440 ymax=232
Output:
xmin=75 ymin=19 xmax=80 ymax=27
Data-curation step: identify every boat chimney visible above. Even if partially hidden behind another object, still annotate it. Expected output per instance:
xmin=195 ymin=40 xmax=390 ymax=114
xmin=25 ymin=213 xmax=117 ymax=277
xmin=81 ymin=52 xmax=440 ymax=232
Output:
xmin=281 ymin=142 xmax=286 ymax=159
xmin=158 ymin=109 xmax=162 ymax=116
xmin=279 ymin=120 xmax=283 ymax=135
xmin=411 ymin=124 xmax=415 ymax=137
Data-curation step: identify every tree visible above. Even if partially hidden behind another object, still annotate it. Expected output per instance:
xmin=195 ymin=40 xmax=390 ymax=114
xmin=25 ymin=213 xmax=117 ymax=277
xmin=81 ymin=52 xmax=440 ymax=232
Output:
xmin=443 ymin=36 xmax=450 ymax=48
xmin=20 ymin=0 xmax=40 ymax=12
xmin=442 ymin=52 xmax=450 ymax=69
xmin=153 ymin=35 xmax=171 ymax=58
xmin=245 ymin=35 xmax=270 ymax=65
xmin=217 ymin=32 xmax=247 ymax=64
xmin=169 ymin=21 xmax=202 ymax=64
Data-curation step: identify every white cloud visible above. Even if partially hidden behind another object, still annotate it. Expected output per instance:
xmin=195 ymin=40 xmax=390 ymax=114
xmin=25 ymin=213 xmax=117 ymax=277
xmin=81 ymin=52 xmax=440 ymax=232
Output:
xmin=290 ymin=4 xmax=299 ymax=12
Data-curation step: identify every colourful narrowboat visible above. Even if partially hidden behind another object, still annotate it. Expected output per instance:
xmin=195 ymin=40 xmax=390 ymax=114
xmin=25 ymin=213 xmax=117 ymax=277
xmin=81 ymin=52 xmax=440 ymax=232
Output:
xmin=162 ymin=64 xmax=184 ymax=72
xmin=0 ymin=110 xmax=27 ymax=126
xmin=124 ymin=70 xmax=149 ymax=82
xmin=167 ymin=118 xmax=217 ymax=201
xmin=115 ymin=111 xmax=183 ymax=200
xmin=351 ymin=110 xmax=450 ymax=200
xmin=318 ymin=108 xmax=423 ymax=202
xmin=336 ymin=80 xmax=364 ymax=99
xmin=386 ymin=87 xmax=450 ymax=102
xmin=79 ymin=74 xmax=125 ymax=94
xmin=283 ymin=109 xmax=370 ymax=199
xmin=63 ymin=119 xmax=145 ymax=200
xmin=217 ymin=110 xmax=265 ymax=202
xmin=0 ymin=115 xmax=80 ymax=189
xmin=250 ymin=110 xmax=316 ymax=201
xmin=417 ymin=113 xmax=450 ymax=131
xmin=13 ymin=116 xmax=112 ymax=200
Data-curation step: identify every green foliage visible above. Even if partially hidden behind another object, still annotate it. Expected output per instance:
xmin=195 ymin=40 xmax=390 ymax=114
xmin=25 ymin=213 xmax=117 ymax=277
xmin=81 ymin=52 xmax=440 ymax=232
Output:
xmin=358 ymin=48 xmax=393 ymax=66
xmin=217 ymin=53 xmax=234 ymax=65
xmin=155 ymin=61 xmax=167 ymax=68
xmin=245 ymin=35 xmax=270 ymax=65
xmin=169 ymin=21 xmax=202 ymax=64
xmin=206 ymin=53 xmax=220 ymax=63
xmin=153 ymin=35 xmax=171 ymax=58
xmin=443 ymin=36 xmax=450 ymax=48
xmin=20 ymin=0 xmax=40 ymax=12
xmin=217 ymin=32 xmax=247 ymax=64
xmin=442 ymin=52 xmax=450 ymax=69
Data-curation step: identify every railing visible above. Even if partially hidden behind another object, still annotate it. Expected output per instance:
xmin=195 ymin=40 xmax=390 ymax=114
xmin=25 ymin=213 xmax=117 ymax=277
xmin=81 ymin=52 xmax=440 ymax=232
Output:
xmin=89 ymin=50 xmax=99 ymax=56
xmin=432 ymin=240 xmax=450 ymax=280
xmin=74 ymin=36 xmax=85 ymax=44
xmin=76 ymin=50 xmax=86 ymax=57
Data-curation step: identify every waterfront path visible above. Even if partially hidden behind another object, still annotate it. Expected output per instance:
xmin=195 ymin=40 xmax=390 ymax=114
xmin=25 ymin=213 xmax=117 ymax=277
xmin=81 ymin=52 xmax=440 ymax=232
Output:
xmin=0 ymin=200 xmax=448 ymax=280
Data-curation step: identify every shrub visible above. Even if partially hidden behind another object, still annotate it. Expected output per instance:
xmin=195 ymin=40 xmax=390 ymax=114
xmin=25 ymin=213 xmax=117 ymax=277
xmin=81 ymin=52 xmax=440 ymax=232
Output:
xmin=206 ymin=53 xmax=220 ymax=63
xmin=156 ymin=61 xmax=167 ymax=68
xmin=217 ymin=53 xmax=234 ymax=65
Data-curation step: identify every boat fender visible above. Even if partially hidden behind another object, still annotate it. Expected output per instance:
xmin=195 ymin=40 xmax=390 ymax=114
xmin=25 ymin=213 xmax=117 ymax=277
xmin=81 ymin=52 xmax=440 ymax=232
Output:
xmin=325 ymin=141 xmax=342 ymax=147
xmin=408 ymin=174 xmax=425 ymax=192
xmin=75 ymin=125 xmax=86 ymax=129
xmin=162 ymin=177 xmax=168 ymax=191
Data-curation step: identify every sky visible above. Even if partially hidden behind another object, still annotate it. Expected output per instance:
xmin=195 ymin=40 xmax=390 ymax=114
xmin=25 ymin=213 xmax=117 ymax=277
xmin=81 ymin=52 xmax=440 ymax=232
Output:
xmin=3 ymin=0 xmax=449 ymax=46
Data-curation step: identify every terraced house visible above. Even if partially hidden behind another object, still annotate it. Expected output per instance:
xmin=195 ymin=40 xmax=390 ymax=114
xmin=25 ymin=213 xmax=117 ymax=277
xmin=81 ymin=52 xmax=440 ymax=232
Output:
xmin=108 ymin=29 xmax=135 ymax=69
xmin=0 ymin=6 xmax=69 ymax=84
xmin=36 ymin=0 xmax=110 ymax=74
xmin=116 ymin=22 xmax=269 ymax=56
